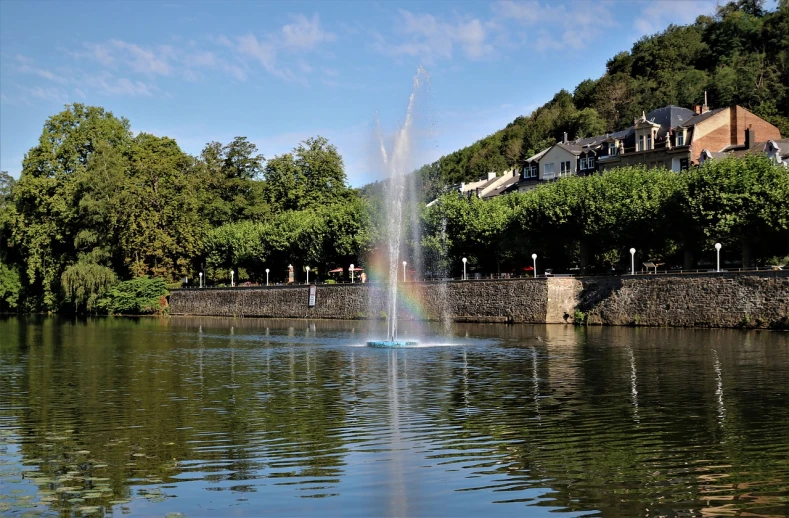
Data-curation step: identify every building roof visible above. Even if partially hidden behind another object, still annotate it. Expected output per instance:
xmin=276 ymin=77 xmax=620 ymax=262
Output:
xmin=572 ymin=133 xmax=609 ymax=147
xmin=679 ymin=107 xmax=726 ymax=128
xmin=524 ymin=148 xmax=549 ymax=163
xmin=480 ymin=174 xmax=521 ymax=199
xmin=645 ymin=105 xmax=696 ymax=129
xmin=555 ymin=142 xmax=584 ymax=155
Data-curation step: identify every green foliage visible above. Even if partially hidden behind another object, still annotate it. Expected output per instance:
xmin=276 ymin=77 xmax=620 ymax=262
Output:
xmin=422 ymin=159 xmax=788 ymax=275
xmin=61 ymin=262 xmax=117 ymax=313
xmin=97 ymin=277 xmax=169 ymax=315
xmin=0 ymin=259 xmax=22 ymax=312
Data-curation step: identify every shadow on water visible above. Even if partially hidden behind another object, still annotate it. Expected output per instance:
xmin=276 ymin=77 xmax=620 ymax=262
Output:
xmin=1 ymin=316 xmax=788 ymax=517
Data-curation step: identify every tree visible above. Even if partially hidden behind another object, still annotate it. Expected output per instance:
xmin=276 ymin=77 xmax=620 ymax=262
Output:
xmin=13 ymin=104 xmax=132 ymax=309
xmin=60 ymin=262 xmax=117 ymax=313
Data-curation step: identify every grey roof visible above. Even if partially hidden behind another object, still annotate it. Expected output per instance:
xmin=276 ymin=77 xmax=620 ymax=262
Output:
xmin=610 ymin=127 xmax=632 ymax=140
xmin=556 ymin=142 xmax=584 ymax=155
xmin=680 ymin=107 xmax=726 ymax=128
xmin=481 ymin=174 xmax=521 ymax=199
xmin=524 ymin=148 xmax=549 ymax=163
xmin=645 ymin=105 xmax=696 ymax=129
xmin=572 ymin=133 xmax=609 ymax=147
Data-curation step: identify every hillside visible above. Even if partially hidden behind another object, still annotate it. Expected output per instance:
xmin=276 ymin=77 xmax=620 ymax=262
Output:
xmin=412 ymin=0 xmax=789 ymax=199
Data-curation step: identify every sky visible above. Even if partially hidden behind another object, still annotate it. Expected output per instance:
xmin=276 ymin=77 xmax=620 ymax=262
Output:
xmin=0 ymin=0 xmax=723 ymax=186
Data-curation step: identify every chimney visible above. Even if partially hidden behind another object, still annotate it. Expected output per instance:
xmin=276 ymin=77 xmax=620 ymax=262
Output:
xmin=702 ymin=91 xmax=709 ymax=113
xmin=562 ymin=132 xmax=568 ymax=144
xmin=745 ymin=127 xmax=755 ymax=149
xmin=694 ymin=105 xmax=702 ymax=115
xmin=487 ymin=171 xmax=496 ymax=180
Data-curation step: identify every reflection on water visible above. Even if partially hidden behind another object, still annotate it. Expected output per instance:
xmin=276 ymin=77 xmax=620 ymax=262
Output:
xmin=1 ymin=316 xmax=788 ymax=517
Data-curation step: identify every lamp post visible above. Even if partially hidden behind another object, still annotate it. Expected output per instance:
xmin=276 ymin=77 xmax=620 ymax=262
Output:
xmin=462 ymin=257 xmax=467 ymax=280
xmin=715 ymin=243 xmax=722 ymax=272
xmin=532 ymin=253 xmax=537 ymax=278
xmin=230 ymin=269 xmax=234 ymax=287
xmin=265 ymin=268 xmax=269 ymax=286
xmin=350 ymin=264 xmax=355 ymax=284
xmin=199 ymin=271 xmax=203 ymax=288
xmin=629 ymin=248 xmax=636 ymax=275
xmin=306 ymin=266 xmax=310 ymax=284
xmin=402 ymin=261 xmax=407 ymax=282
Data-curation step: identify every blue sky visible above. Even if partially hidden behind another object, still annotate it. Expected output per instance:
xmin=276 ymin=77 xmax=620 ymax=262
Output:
xmin=1 ymin=0 xmax=721 ymax=186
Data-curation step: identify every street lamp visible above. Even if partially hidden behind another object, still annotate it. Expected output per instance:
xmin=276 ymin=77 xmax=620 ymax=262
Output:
xmin=402 ymin=261 xmax=407 ymax=282
xmin=230 ymin=269 xmax=234 ymax=287
xmin=265 ymin=268 xmax=270 ymax=286
xmin=715 ymin=242 xmax=722 ymax=272
xmin=462 ymin=257 xmax=467 ymax=280
xmin=199 ymin=271 xmax=203 ymax=288
xmin=350 ymin=264 xmax=355 ymax=284
xmin=532 ymin=253 xmax=537 ymax=278
xmin=629 ymin=248 xmax=636 ymax=275
xmin=306 ymin=266 xmax=310 ymax=284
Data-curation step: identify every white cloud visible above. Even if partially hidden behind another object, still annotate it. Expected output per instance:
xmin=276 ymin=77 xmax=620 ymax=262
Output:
xmin=15 ymin=54 xmax=69 ymax=84
xmin=376 ymin=10 xmax=493 ymax=63
xmin=280 ymin=14 xmax=335 ymax=51
xmin=83 ymin=73 xmax=154 ymax=96
xmin=29 ymin=86 xmax=68 ymax=103
xmin=233 ymin=13 xmax=334 ymax=83
xmin=109 ymin=40 xmax=172 ymax=75
xmin=633 ymin=0 xmax=715 ymax=35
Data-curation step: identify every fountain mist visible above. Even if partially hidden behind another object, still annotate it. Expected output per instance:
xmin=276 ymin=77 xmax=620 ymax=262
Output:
xmin=376 ymin=66 xmax=429 ymax=341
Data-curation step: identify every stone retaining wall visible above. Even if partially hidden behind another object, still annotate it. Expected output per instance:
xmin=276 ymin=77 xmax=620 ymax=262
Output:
xmin=169 ymin=271 xmax=789 ymax=328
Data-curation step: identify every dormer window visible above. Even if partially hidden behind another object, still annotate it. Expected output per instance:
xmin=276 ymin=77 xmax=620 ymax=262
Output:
xmin=588 ymin=156 xmax=594 ymax=169
xmin=677 ymin=132 xmax=684 ymax=146
xmin=580 ymin=158 xmax=587 ymax=170
xmin=638 ymin=135 xmax=644 ymax=151
xmin=647 ymin=135 xmax=652 ymax=150
xmin=609 ymin=143 xmax=616 ymax=156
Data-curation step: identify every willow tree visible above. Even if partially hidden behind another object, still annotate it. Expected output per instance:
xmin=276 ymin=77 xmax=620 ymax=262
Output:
xmin=61 ymin=262 xmax=117 ymax=313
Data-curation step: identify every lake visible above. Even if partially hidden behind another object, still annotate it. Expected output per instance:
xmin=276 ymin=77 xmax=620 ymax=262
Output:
xmin=1 ymin=317 xmax=788 ymax=517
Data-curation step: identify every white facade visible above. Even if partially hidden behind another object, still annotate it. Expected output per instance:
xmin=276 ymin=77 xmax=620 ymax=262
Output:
xmin=538 ymin=145 xmax=579 ymax=180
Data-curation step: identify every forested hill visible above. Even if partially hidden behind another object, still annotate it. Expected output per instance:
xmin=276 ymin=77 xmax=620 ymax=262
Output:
xmin=412 ymin=0 xmax=789 ymax=198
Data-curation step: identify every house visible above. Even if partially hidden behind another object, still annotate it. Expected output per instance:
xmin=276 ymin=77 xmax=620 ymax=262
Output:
xmin=510 ymin=101 xmax=782 ymax=193
xmin=700 ymin=134 xmax=789 ymax=168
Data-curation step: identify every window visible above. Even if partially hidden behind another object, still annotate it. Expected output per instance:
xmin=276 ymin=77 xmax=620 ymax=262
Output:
xmin=609 ymin=143 xmax=616 ymax=156
xmin=530 ymin=165 xmax=538 ymax=178
xmin=588 ymin=156 xmax=595 ymax=169
xmin=638 ymin=135 xmax=644 ymax=151
xmin=560 ymin=160 xmax=572 ymax=176
xmin=680 ymin=158 xmax=689 ymax=171
xmin=543 ymin=162 xmax=555 ymax=179
xmin=523 ymin=165 xmax=537 ymax=178
xmin=580 ymin=158 xmax=587 ymax=170
xmin=677 ymin=133 xmax=684 ymax=146
xmin=647 ymin=135 xmax=652 ymax=150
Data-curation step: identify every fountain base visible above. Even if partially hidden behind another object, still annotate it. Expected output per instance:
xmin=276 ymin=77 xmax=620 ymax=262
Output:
xmin=367 ymin=340 xmax=419 ymax=348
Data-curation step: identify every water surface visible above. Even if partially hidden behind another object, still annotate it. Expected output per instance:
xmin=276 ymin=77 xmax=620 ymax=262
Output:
xmin=1 ymin=317 xmax=788 ymax=517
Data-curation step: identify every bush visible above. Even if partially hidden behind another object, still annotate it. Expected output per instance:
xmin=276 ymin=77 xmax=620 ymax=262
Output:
xmin=97 ymin=277 xmax=169 ymax=315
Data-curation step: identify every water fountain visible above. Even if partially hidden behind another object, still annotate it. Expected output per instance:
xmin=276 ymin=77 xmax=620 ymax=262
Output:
xmin=367 ymin=67 xmax=428 ymax=348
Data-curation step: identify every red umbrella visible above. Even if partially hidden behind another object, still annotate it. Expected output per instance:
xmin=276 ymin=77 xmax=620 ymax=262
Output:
xmin=522 ymin=266 xmax=534 ymax=271
xmin=349 ymin=266 xmax=364 ymax=271
xmin=328 ymin=267 xmax=344 ymax=273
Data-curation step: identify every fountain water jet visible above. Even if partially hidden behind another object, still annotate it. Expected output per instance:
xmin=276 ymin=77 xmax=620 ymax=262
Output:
xmin=367 ymin=67 xmax=429 ymax=348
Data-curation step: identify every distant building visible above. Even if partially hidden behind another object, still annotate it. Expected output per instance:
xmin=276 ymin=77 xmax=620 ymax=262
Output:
xmin=510 ymin=102 xmax=782 ymax=193
xmin=427 ymin=101 xmax=783 ymax=206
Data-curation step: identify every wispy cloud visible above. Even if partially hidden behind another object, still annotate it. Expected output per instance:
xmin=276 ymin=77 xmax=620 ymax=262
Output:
xmin=375 ymin=10 xmax=494 ymax=64
xmin=633 ymin=0 xmax=715 ymax=35
xmin=234 ymin=13 xmax=334 ymax=83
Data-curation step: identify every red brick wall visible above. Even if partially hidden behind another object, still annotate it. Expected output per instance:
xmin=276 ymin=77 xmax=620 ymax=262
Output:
xmin=732 ymin=106 xmax=781 ymax=145
xmin=690 ymin=106 xmax=782 ymax=163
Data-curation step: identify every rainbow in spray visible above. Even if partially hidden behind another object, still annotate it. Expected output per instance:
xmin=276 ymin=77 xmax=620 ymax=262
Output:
xmin=367 ymin=67 xmax=429 ymax=347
